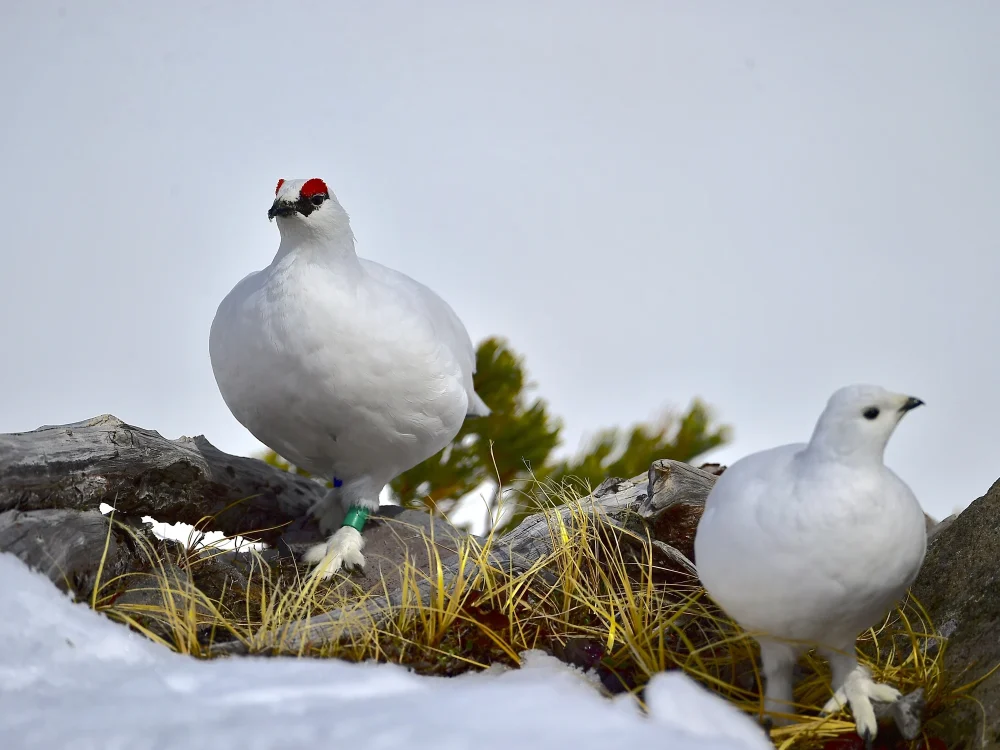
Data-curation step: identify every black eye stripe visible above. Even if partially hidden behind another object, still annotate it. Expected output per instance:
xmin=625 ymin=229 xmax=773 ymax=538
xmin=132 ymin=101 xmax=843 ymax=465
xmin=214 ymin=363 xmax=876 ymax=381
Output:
xmin=863 ymin=407 xmax=880 ymax=420
xmin=288 ymin=192 xmax=328 ymax=218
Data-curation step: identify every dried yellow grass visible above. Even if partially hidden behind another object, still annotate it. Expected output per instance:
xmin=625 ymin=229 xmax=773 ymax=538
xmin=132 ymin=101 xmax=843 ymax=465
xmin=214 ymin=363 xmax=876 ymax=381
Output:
xmin=89 ymin=488 xmax=973 ymax=749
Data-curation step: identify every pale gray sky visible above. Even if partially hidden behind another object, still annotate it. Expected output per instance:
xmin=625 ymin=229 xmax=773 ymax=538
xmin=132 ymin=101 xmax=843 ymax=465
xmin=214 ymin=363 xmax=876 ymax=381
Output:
xmin=3 ymin=1 xmax=998 ymax=521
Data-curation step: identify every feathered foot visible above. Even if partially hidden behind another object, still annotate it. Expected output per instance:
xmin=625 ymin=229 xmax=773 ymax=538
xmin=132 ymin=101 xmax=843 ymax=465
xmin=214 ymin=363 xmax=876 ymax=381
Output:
xmin=302 ymin=526 xmax=366 ymax=579
xmin=821 ymin=665 xmax=901 ymax=749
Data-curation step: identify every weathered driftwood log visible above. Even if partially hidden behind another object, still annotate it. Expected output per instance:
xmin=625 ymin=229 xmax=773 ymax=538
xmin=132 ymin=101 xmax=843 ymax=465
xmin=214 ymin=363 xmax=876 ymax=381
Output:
xmin=0 ymin=416 xmax=720 ymax=656
xmin=0 ymin=508 xmax=138 ymax=596
xmin=0 ymin=415 xmax=326 ymax=546
xmin=227 ymin=460 xmax=720 ymax=656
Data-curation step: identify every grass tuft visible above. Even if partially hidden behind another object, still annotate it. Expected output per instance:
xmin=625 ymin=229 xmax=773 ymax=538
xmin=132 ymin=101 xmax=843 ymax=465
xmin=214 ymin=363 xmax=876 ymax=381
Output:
xmin=91 ymin=484 xmax=972 ymax=748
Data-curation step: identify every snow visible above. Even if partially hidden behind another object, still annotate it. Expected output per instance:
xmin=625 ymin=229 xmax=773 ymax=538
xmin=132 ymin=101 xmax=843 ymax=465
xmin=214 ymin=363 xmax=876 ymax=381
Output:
xmin=97 ymin=502 xmax=262 ymax=552
xmin=0 ymin=553 xmax=772 ymax=750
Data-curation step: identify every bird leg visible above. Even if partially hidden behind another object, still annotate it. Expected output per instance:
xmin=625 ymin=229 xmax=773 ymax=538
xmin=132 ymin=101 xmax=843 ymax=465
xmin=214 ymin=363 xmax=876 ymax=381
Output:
xmin=309 ymin=485 xmax=346 ymax=530
xmin=759 ymin=640 xmax=800 ymax=727
xmin=820 ymin=649 xmax=901 ymax=749
xmin=303 ymin=478 xmax=378 ymax=579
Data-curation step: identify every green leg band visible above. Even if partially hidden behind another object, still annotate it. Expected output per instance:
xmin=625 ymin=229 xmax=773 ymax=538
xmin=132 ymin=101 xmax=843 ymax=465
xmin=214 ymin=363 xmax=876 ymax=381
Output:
xmin=343 ymin=506 xmax=369 ymax=532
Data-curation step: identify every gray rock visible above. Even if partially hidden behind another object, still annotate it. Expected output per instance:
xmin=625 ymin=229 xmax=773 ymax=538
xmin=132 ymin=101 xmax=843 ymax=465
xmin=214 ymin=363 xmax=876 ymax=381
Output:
xmin=114 ymin=564 xmax=216 ymax=638
xmin=115 ymin=563 xmax=197 ymax=608
xmin=871 ymin=687 xmax=925 ymax=741
xmin=910 ymin=477 xmax=1000 ymax=748
xmin=927 ymin=512 xmax=958 ymax=543
xmin=890 ymin=687 xmax=926 ymax=741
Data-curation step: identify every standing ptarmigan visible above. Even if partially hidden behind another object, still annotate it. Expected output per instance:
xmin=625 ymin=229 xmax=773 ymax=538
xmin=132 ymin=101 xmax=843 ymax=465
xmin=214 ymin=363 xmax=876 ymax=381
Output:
xmin=209 ymin=178 xmax=490 ymax=578
xmin=694 ymin=385 xmax=927 ymax=748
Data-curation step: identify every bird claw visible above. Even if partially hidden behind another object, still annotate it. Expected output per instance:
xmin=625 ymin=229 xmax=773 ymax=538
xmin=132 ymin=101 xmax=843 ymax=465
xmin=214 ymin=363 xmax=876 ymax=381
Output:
xmin=869 ymin=683 xmax=903 ymax=703
xmin=303 ymin=526 xmax=366 ymax=579
xmin=820 ymin=667 xmax=901 ymax=746
xmin=820 ymin=687 xmax=849 ymax=716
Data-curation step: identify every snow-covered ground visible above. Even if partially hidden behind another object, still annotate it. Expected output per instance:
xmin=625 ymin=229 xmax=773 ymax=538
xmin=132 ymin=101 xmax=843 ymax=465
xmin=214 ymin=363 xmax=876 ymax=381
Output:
xmin=0 ymin=553 xmax=772 ymax=750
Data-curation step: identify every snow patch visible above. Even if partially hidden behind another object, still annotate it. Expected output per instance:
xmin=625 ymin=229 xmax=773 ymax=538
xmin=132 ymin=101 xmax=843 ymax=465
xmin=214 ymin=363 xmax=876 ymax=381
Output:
xmin=98 ymin=503 xmax=263 ymax=551
xmin=0 ymin=553 xmax=770 ymax=750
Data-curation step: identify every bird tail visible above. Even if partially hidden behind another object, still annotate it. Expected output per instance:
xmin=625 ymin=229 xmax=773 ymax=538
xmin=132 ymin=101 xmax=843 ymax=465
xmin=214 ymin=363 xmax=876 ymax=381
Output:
xmin=466 ymin=391 xmax=491 ymax=419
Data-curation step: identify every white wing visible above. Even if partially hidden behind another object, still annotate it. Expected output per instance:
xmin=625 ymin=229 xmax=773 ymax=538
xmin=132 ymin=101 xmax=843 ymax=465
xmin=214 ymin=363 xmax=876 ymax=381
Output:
xmin=360 ymin=258 xmax=490 ymax=417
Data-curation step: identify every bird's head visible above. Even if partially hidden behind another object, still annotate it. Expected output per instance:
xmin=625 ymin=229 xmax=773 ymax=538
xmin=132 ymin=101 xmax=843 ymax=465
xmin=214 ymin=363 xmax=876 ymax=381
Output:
xmin=268 ymin=178 xmax=352 ymax=245
xmin=808 ymin=384 xmax=924 ymax=463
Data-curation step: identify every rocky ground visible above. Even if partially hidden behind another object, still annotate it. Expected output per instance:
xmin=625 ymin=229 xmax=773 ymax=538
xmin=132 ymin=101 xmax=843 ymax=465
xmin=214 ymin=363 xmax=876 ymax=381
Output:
xmin=909 ymin=479 xmax=1000 ymax=747
xmin=1 ymin=415 xmax=997 ymax=748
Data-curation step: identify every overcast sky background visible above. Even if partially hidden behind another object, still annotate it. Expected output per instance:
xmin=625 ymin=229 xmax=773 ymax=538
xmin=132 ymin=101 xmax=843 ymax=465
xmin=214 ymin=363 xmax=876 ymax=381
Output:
xmin=3 ymin=1 xmax=998 ymax=521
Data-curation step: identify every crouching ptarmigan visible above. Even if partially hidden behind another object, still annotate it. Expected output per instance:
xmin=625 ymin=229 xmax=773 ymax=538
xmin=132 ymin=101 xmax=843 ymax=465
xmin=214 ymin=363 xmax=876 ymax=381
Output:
xmin=694 ymin=385 xmax=927 ymax=748
xmin=209 ymin=177 xmax=490 ymax=578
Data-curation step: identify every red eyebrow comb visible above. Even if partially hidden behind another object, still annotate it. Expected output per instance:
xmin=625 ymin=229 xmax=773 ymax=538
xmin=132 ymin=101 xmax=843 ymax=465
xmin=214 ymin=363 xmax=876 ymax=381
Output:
xmin=300 ymin=178 xmax=329 ymax=197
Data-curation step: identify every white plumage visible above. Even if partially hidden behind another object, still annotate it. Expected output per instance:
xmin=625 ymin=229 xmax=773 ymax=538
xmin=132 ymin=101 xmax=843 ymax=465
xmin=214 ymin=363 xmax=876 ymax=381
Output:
xmin=209 ymin=177 xmax=488 ymax=577
xmin=694 ymin=385 xmax=927 ymax=747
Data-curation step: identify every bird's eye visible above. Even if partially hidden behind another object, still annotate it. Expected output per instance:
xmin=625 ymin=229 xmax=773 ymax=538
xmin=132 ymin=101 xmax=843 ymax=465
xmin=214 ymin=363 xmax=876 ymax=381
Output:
xmin=310 ymin=194 xmax=326 ymax=206
xmin=862 ymin=407 xmax=880 ymax=420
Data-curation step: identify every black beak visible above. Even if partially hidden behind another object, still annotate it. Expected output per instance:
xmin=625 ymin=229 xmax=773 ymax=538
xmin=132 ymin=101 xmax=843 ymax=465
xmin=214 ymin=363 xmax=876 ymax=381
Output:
xmin=268 ymin=200 xmax=298 ymax=221
xmin=899 ymin=396 xmax=925 ymax=413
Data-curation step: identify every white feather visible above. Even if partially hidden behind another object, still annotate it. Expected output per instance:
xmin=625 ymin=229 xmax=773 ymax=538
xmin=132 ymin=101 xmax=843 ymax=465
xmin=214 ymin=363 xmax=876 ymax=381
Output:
xmin=694 ymin=384 xmax=926 ymax=740
xmin=209 ymin=178 xmax=488 ymax=574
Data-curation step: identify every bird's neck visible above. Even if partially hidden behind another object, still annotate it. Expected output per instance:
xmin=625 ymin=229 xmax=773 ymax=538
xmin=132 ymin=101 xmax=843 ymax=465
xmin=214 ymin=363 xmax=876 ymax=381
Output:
xmin=804 ymin=432 xmax=887 ymax=469
xmin=271 ymin=221 xmax=363 ymax=275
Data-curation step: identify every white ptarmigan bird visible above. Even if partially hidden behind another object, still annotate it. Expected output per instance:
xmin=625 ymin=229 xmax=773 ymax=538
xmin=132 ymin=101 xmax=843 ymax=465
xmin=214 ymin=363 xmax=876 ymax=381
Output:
xmin=209 ymin=177 xmax=490 ymax=578
xmin=694 ymin=385 xmax=927 ymax=748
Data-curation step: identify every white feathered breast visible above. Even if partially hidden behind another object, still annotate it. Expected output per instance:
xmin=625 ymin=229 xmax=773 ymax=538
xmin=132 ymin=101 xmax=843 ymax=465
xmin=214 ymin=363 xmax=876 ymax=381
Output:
xmin=695 ymin=444 xmax=927 ymax=645
xmin=210 ymin=253 xmax=471 ymax=484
